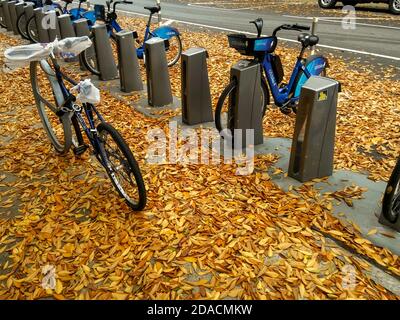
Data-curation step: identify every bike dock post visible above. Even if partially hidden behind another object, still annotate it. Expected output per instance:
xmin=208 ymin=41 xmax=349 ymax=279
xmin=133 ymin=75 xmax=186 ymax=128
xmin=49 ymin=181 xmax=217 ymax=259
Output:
xmin=181 ymin=48 xmax=213 ymax=125
xmin=58 ymin=14 xmax=77 ymax=62
xmin=58 ymin=14 xmax=76 ymax=39
xmin=8 ymin=1 xmax=19 ymax=35
xmin=23 ymin=2 xmax=34 ymax=27
xmin=15 ymin=2 xmax=25 ymax=35
xmin=288 ymin=76 xmax=339 ymax=182
xmin=115 ymin=30 xmax=143 ymax=93
xmin=1 ymin=1 xmax=13 ymax=32
xmin=46 ymin=10 xmax=61 ymax=42
xmin=92 ymin=24 xmax=118 ymax=81
xmin=229 ymin=60 xmax=264 ymax=146
xmin=144 ymin=37 xmax=173 ymax=107
xmin=33 ymin=8 xmax=49 ymax=43
xmin=73 ymin=18 xmax=93 ymax=70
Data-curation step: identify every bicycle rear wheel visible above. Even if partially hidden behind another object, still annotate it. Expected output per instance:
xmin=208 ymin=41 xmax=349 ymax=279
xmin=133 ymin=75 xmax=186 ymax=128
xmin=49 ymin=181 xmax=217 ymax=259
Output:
xmin=17 ymin=12 xmax=29 ymax=40
xmin=165 ymin=35 xmax=182 ymax=67
xmin=97 ymin=122 xmax=146 ymax=211
xmin=30 ymin=60 xmax=72 ymax=154
xmin=215 ymin=78 xmax=269 ymax=139
xmin=81 ymin=33 xmax=118 ymax=76
xmin=382 ymin=158 xmax=400 ymax=223
xmin=26 ymin=15 xmax=39 ymax=43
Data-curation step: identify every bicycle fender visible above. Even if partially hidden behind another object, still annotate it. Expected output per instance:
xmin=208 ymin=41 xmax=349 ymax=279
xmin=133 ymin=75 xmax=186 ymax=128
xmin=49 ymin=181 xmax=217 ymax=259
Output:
xmin=152 ymin=26 xmax=180 ymax=39
xmin=293 ymin=55 xmax=328 ymax=98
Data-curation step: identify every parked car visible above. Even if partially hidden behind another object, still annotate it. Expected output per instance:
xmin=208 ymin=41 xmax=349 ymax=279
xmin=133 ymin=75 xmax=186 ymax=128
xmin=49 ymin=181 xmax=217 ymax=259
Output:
xmin=318 ymin=0 xmax=400 ymax=14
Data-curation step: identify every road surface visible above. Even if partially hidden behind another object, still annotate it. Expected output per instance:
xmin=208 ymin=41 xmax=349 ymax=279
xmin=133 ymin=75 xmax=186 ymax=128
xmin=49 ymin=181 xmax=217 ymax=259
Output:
xmin=88 ymin=0 xmax=400 ymax=61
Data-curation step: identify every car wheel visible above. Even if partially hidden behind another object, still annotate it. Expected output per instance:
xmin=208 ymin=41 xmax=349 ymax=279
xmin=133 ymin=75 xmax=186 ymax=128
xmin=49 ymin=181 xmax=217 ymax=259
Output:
xmin=318 ymin=0 xmax=337 ymax=9
xmin=389 ymin=0 xmax=400 ymax=14
xmin=342 ymin=0 xmax=357 ymax=6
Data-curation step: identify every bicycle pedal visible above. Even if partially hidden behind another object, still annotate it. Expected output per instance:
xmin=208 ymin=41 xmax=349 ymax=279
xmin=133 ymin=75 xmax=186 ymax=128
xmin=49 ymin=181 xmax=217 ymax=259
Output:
xmin=280 ymin=108 xmax=292 ymax=115
xmin=73 ymin=144 xmax=89 ymax=156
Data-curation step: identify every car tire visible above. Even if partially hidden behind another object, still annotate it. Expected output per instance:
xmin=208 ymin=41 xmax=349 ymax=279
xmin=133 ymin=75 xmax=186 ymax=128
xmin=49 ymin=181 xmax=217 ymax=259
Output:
xmin=342 ymin=0 xmax=357 ymax=6
xmin=318 ymin=0 xmax=337 ymax=9
xmin=389 ymin=0 xmax=400 ymax=14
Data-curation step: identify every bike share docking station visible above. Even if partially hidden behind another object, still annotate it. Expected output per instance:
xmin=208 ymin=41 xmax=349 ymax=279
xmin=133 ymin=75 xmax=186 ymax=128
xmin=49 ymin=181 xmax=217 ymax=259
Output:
xmin=14 ymin=2 xmax=25 ymax=35
xmin=33 ymin=7 xmax=49 ymax=42
xmin=288 ymin=76 xmax=340 ymax=182
xmin=73 ymin=18 xmax=94 ymax=70
xmin=181 ymin=47 xmax=213 ymax=125
xmin=144 ymin=37 xmax=173 ymax=107
xmin=115 ymin=30 xmax=143 ymax=93
xmin=7 ymin=1 xmax=18 ymax=35
xmin=92 ymin=24 xmax=118 ymax=81
xmin=227 ymin=59 xmax=264 ymax=147
xmin=23 ymin=2 xmax=34 ymax=30
xmin=0 ymin=0 xmax=13 ymax=32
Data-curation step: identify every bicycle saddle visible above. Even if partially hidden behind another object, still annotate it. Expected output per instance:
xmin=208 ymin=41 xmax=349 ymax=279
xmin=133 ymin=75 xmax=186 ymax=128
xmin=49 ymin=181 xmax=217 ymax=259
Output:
xmin=144 ymin=6 xmax=160 ymax=14
xmin=297 ymin=33 xmax=319 ymax=47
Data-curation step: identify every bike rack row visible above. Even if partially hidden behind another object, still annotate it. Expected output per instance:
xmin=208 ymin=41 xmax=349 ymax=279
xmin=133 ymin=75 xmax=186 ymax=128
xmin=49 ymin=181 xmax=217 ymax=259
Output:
xmin=2 ymin=3 xmax=397 ymax=231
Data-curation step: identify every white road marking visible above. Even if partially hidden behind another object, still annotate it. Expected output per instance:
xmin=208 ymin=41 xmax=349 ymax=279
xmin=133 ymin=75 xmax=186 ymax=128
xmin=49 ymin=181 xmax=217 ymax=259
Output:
xmin=283 ymin=14 xmax=400 ymax=30
xmin=96 ymin=7 xmax=400 ymax=61
xmin=161 ymin=19 xmax=175 ymax=26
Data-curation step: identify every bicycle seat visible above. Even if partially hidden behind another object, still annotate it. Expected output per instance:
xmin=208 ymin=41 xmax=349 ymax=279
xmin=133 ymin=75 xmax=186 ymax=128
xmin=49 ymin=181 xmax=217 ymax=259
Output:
xmin=144 ymin=6 xmax=160 ymax=14
xmin=297 ymin=33 xmax=319 ymax=47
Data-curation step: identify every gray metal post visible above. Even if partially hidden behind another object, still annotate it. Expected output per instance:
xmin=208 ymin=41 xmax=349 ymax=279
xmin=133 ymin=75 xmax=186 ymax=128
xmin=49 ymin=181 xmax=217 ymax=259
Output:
xmin=58 ymin=13 xmax=75 ymax=38
xmin=310 ymin=17 xmax=318 ymax=55
xmin=181 ymin=47 xmax=213 ymax=125
xmin=15 ymin=2 xmax=25 ymax=34
xmin=34 ymin=7 xmax=49 ymax=43
xmin=24 ymin=3 xmax=34 ymax=26
xmin=229 ymin=60 xmax=264 ymax=146
xmin=8 ymin=1 xmax=18 ymax=35
xmin=46 ymin=10 xmax=60 ymax=41
xmin=73 ymin=18 xmax=93 ymax=70
xmin=0 ymin=1 xmax=3 ymax=28
xmin=116 ymin=30 xmax=143 ymax=92
xmin=2 ymin=1 xmax=13 ymax=32
xmin=145 ymin=37 xmax=172 ymax=107
xmin=92 ymin=24 xmax=118 ymax=80
xmin=288 ymin=76 xmax=339 ymax=182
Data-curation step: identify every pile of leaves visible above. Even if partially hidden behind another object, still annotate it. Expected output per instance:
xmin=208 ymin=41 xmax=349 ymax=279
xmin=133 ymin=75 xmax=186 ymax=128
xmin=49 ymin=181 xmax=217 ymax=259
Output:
xmin=0 ymin=16 xmax=399 ymax=300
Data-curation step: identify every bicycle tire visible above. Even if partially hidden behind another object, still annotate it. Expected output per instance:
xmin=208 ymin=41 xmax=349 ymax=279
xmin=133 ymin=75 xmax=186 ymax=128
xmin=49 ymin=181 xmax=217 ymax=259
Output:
xmin=30 ymin=61 xmax=72 ymax=154
xmin=166 ymin=35 xmax=182 ymax=67
xmin=17 ymin=12 xmax=29 ymax=40
xmin=215 ymin=78 xmax=269 ymax=136
xmin=382 ymin=158 xmax=400 ymax=223
xmin=81 ymin=33 xmax=118 ymax=76
xmin=97 ymin=122 xmax=146 ymax=211
xmin=26 ymin=15 xmax=39 ymax=43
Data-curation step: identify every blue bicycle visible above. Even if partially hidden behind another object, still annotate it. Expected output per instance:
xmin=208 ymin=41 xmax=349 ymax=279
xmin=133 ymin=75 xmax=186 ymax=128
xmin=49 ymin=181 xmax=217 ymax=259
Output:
xmin=24 ymin=0 xmax=96 ymax=42
xmin=82 ymin=0 xmax=182 ymax=75
xmin=215 ymin=18 xmax=328 ymax=135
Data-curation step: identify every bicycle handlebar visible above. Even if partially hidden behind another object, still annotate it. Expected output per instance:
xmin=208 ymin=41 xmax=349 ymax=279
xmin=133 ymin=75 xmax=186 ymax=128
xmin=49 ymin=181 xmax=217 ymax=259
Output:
xmin=273 ymin=24 xmax=310 ymax=36
xmin=109 ymin=0 xmax=133 ymax=13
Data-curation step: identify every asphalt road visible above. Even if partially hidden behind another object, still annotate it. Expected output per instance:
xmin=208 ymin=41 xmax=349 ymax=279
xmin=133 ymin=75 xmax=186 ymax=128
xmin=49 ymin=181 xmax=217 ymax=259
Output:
xmin=89 ymin=0 xmax=400 ymax=61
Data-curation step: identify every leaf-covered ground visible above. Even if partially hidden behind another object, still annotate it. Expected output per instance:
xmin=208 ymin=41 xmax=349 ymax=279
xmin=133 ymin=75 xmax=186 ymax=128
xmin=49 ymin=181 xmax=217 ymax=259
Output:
xmin=0 ymin=16 xmax=399 ymax=299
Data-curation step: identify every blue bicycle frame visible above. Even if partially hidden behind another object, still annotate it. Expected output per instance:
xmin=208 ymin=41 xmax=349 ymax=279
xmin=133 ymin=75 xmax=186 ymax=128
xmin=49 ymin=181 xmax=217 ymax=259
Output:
xmin=263 ymin=53 xmax=326 ymax=107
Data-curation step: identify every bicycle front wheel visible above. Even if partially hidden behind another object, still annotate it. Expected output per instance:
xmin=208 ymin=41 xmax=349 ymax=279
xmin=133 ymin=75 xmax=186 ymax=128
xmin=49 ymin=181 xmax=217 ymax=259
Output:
xmin=26 ymin=15 xmax=39 ymax=43
xmin=30 ymin=60 xmax=72 ymax=154
xmin=215 ymin=78 xmax=269 ymax=138
xmin=382 ymin=158 xmax=400 ymax=223
xmin=17 ymin=12 xmax=29 ymax=40
xmin=97 ymin=122 xmax=146 ymax=211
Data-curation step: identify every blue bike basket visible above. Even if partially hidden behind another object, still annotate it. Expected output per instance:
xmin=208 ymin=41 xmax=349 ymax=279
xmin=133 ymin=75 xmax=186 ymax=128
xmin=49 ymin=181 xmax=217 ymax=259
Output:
xmin=94 ymin=4 xmax=105 ymax=20
xmin=228 ymin=34 xmax=277 ymax=56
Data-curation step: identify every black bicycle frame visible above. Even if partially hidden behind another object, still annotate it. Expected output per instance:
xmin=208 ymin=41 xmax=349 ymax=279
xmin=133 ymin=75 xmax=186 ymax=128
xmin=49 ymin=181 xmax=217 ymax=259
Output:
xmin=50 ymin=57 xmax=107 ymax=164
